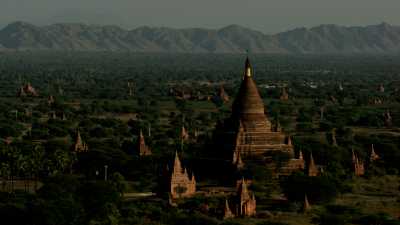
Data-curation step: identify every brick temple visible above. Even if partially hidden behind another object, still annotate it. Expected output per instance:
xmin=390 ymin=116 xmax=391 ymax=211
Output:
xmin=170 ymin=151 xmax=196 ymax=199
xmin=73 ymin=129 xmax=88 ymax=152
xmin=215 ymin=57 xmax=303 ymax=175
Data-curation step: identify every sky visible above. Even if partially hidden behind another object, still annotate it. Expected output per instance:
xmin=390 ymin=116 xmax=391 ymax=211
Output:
xmin=0 ymin=0 xmax=399 ymax=34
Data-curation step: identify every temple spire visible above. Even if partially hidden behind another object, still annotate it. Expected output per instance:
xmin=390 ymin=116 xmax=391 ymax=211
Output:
xmin=239 ymin=177 xmax=249 ymax=200
xmin=138 ymin=129 xmax=152 ymax=156
xmin=73 ymin=128 xmax=88 ymax=152
xmin=140 ymin=129 xmax=144 ymax=139
xmin=236 ymin=152 xmax=245 ymax=170
xmin=370 ymin=144 xmax=379 ymax=162
xmin=223 ymin=199 xmax=234 ymax=219
xmin=244 ymin=56 xmax=252 ymax=78
xmin=303 ymin=194 xmax=311 ymax=212
xmin=299 ymin=150 xmax=304 ymax=160
xmin=307 ymin=152 xmax=318 ymax=177
xmin=170 ymin=151 xmax=196 ymax=199
xmin=173 ymin=151 xmax=183 ymax=174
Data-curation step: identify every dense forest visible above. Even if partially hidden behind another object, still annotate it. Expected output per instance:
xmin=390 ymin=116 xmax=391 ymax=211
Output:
xmin=0 ymin=52 xmax=399 ymax=225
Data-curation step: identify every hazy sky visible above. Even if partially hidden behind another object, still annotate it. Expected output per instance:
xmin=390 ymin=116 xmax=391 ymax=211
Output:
xmin=1 ymin=0 xmax=399 ymax=33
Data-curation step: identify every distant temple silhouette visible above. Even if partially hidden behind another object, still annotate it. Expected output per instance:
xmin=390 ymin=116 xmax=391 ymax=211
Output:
xmin=138 ymin=130 xmax=152 ymax=156
xmin=17 ymin=83 xmax=38 ymax=97
xmin=352 ymin=149 xmax=365 ymax=176
xmin=73 ymin=129 xmax=88 ymax=152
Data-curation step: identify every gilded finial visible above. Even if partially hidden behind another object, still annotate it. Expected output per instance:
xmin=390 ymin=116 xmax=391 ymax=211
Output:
xmin=244 ymin=55 xmax=252 ymax=77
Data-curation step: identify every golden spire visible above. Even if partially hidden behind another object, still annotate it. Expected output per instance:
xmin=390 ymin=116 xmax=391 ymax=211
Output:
xmin=244 ymin=57 xmax=252 ymax=78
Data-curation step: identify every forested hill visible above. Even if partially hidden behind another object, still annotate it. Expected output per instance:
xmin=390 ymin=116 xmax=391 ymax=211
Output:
xmin=0 ymin=21 xmax=400 ymax=54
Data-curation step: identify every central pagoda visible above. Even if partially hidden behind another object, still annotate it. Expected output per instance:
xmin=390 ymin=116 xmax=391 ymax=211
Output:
xmin=215 ymin=57 xmax=296 ymax=164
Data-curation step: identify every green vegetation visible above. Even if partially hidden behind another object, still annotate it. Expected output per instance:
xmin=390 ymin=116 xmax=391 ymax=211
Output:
xmin=0 ymin=53 xmax=399 ymax=225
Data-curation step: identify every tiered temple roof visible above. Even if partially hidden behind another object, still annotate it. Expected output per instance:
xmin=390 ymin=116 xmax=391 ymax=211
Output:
xmin=170 ymin=151 xmax=196 ymax=199
xmin=214 ymin=57 xmax=299 ymax=179
xmin=229 ymin=57 xmax=294 ymax=159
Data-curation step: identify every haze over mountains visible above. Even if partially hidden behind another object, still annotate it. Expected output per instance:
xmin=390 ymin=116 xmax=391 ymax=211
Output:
xmin=0 ymin=21 xmax=399 ymax=54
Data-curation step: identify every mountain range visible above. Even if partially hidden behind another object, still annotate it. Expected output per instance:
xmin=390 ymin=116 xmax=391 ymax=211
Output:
xmin=0 ymin=21 xmax=399 ymax=54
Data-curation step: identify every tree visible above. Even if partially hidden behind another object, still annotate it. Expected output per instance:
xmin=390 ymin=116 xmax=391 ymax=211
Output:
xmin=29 ymin=145 xmax=45 ymax=191
xmin=109 ymin=172 xmax=128 ymax=196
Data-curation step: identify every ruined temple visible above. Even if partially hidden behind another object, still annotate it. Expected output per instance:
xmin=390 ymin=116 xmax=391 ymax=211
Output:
xmin=138 ymin=130 xmax=152 ymax=156
xmin=73 ymin=129 xmax=88 ymax=152
xmin=236 ymin=178 xmax=256 ymax=217
xmin=170 ymin=152 xmax=196 ymax=199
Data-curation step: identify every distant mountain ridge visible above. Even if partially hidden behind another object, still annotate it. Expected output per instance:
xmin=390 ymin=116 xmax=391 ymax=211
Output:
xmin=0 ymin=21 xmax=400 ymax=54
